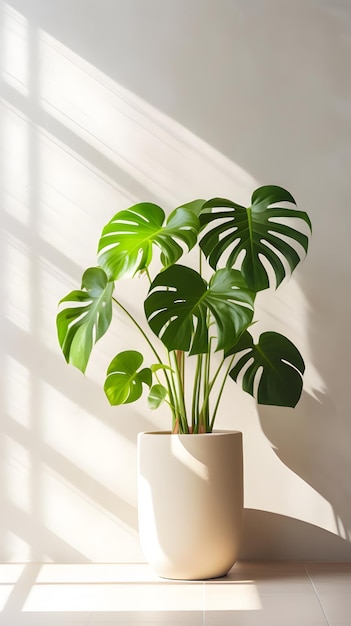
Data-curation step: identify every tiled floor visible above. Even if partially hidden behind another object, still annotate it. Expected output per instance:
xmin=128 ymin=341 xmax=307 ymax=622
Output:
xmin=0 ymin=562 xmax=350 ymax=625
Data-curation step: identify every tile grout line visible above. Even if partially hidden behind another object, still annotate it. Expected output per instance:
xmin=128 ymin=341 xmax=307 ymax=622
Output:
xmin=304 ymin=563 xmax=330 ymax=626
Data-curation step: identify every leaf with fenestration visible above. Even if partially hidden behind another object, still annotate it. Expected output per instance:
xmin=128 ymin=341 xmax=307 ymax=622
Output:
xmin=199 ymin=185 xmax=312 ymax=292
xmin=56 ymin=267 xmax=113 ymax=373
xmin=97 ymin=201 xmax=204 ymax=280
xmin=229 ymin=331 xmax=305 ymax=407
xmin=144 ymin=264 xmax=254 ymax=355
xmin=104 ymin=351 xmax=152 ymax=405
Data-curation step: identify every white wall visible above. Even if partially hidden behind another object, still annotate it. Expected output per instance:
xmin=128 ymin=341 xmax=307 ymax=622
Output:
xmin=1 ymin=0 xmax=351 ymax=562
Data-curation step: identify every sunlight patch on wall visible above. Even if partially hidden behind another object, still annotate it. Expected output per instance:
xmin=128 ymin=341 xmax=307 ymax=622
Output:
xmin=38 ymin=128 xmax=129 ymax=267
xmin=41 ymin=381 xmax=137 ymax=507
xmin=2 ymin=102 xmax=30 ymax=224
xmin=3 ymin=435 xmax=31 ymax=513
xmin=40 ymin=464 xmax=140 ymax=561
xmin=2 ymin=4 xmax=29 ymax=96
xmin=0 ymin=532 xmax=31 ymax=562
xmin=39 ymin=257 xmax=68 ymax=354
xmin=4 ymin=232 xmax=31 ymax=332
xmin=5 ymin=356 xmax=31 ymax=429
xmin=37 ymin=30 xmax=256 ymax=206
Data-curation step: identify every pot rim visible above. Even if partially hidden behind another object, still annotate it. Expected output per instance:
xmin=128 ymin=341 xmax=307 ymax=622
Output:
xmin=138 ymin=429 xmax=242 ymax=436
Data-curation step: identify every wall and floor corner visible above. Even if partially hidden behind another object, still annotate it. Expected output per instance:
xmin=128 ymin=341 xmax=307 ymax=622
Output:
xmin=1 ymin=0 xmax=350 ymax=563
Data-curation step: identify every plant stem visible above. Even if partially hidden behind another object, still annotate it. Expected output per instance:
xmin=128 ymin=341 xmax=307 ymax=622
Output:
xmin=112 ymin=295 xmax=177 ymax=424
xmin=192 ymin=353 xmax=203 ymax=433
xmin=170 ymin=350 xmax=188 ymax=433
xmin=209 ymin=354 xmax=236 ymax=431
xmin=167 ymin=351 xmax=179 ymax=431
xmin=112 ymin=295 xmax=161 ymax=363
xmin=202 ymin=339 xmax=212 ymax=432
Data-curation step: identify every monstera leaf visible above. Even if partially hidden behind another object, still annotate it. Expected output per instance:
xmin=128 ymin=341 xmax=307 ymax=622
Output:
xmin=57 ymin=267 xmax=113 ymax=373
xmin=228 ymin=331 xmax=305 ymax=407
xmin=97 ymin=201 xmax=204 ymax=281
xmin=199 ymin=185 xmax=312 ymax=292
xmin=144 ymin=264 xmax=254 ymax=355
xmin=104 ymin=351 xmax=152 ymax=405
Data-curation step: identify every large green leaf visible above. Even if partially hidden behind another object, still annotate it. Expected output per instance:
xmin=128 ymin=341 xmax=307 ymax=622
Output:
xmin=57 ymin=267 xmax=114 ymax=373
xmin=199 ymin=185 xmax=312 ymax=292
xmin=144 ymin=264 xmax=254 ymax=355
xmin=104 ymin=351 xmax=152 ymax=405
xmin=228 ymin=331 xmax=305 ymax=407
xmin=97 ymin=201 xmax=204 ymax=280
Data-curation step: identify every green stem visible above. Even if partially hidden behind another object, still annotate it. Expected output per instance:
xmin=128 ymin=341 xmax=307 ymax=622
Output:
xmin=192 ymin=354 xmax=203 ymax=433
xmin=209 ymin=354 xmax=236 ymax=431
xmin=170 ymin=350 xmax=188 ymax=433
xmin=112 ymin=295 xmax=176 ymax=424
xmin=112 ymin=296 xmax=161 ymax=362
xmin=167 ymin=351 xmax=179 ymax=431
xmin=202 ymin=339 xmax=212 ymax=432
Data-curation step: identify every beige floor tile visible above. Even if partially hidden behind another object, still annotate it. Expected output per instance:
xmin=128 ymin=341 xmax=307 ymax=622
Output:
xmin=0 ymin=613 xmax=90 ymax=626
xmin=89 ymin=611 xmax=203 ymax=625
xmin=219 ymin=570 xmax=313 ymax=594
xmin=22 ymin=581 xmax=204 ymax=613
xmin=204 ymin=612 xmax=328 ymax=626
xmin=230 ymin=561 xmax=307 ymax=575
xmin=204 ymin=591 xmax=327 ymax=625
xmin=316 ymin=593 xmax=351 ymax=624
xmin=35 ymin=563 xmax=162 ymax=584
xmin=1 ymin=562 xmax=350 ymax=626
xmin=204 ymin=581 xmax=262 ymax=611
xmin=306 ymin=563 xmax=351 ymax=594
xmin=306 ymin=563 xmax=351 ymax=572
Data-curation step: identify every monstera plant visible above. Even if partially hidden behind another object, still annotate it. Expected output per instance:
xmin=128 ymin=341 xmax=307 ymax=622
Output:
xmin=57 ymin=185 xmax=311 ymax=434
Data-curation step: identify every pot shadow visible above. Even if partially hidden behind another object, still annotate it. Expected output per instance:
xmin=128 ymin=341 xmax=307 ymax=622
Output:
xmin=250 ymin=388 xmax=351 ymax=559
xmin=240 ymin=509 xmax=351 ymax=561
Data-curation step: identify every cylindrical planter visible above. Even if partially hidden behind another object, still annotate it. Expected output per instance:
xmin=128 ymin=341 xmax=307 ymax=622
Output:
xmin=137 ymin=430 xmax=243 ymax=580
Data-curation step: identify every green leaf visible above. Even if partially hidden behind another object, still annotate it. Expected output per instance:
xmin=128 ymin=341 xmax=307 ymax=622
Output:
xmin=177 ymin=198 xmax=208 ymax=217
xmin=225 ymin=329 xmax=255 ymax=356
xmin=148 ymin=384 xmax=168 ymax=409
xmin=200 ymin=185 xmax=312 ymax=292
xmin=144 ymin=264 xmax=254 ymax=355
xmin=104 ymin=351 xmax=152 ymax=405
xmin=229 ymin=331 xmax=305 ymax=407
xmin=97 ymin=201 xmax=203 ymax=280
xmin=57 ymin=267 xmax=113 ymax=373
xmin=150 ymin=363 xmax=173 ymax=373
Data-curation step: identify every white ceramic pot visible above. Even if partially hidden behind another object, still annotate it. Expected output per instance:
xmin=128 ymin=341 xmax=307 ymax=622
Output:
xmin=137 ymin=430 xmax=243 ymax=580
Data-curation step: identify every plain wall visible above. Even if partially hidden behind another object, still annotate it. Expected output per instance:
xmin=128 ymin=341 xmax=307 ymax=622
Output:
xmin=1 ymin=0 xmax=351 ymax=562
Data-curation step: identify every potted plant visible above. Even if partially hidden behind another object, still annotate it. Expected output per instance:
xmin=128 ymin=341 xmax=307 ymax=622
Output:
xmin=57 ymin=185 xmax=311 ymax=579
